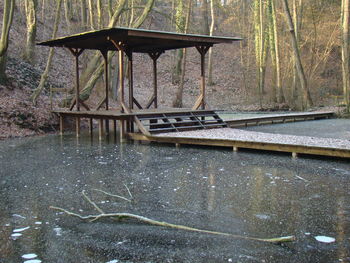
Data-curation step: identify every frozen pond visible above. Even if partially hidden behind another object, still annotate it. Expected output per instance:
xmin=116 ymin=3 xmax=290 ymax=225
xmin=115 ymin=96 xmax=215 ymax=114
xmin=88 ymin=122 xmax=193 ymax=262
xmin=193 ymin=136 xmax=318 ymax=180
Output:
xmin=0 ymin=127 xmax=349 ymax=262
xmin=244 ymin=118 xmax=350 ymax=140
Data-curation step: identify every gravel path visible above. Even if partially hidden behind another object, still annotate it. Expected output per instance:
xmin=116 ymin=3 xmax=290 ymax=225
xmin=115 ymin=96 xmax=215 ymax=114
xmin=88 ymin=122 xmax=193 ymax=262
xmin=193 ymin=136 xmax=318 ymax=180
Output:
xmin=157 ymin=128 xmax=350 ymax=150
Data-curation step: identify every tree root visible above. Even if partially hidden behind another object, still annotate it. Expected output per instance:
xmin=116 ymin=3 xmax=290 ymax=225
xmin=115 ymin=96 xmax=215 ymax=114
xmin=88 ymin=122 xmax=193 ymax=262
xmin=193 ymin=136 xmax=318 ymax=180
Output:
xmin=50 ymin=189 xmax=296 ymax=244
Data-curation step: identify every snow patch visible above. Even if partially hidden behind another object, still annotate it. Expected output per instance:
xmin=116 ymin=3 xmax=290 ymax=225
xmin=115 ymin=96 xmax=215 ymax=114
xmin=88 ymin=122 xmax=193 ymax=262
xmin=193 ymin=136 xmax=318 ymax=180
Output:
xmin=315 ymin=236 xmax=335 ymax=243
xmin=13 ymin=226 xmax=30 ymax=232
xmin=22 ymin=254 xmax=38 ymax=259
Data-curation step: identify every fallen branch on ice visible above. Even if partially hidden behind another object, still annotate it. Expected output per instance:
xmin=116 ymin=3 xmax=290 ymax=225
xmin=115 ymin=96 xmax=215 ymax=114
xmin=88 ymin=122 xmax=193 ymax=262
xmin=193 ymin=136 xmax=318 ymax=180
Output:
xmin=50 ymin=189 xmax=296 ymax=244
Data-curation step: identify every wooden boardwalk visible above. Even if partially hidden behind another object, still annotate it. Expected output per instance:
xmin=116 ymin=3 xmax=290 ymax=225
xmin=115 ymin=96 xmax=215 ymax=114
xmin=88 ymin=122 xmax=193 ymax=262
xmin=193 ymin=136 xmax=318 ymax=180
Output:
xmin=128 ymin=128 xmax=350 ymax=159
xmin=225 ymin=111 xmax=335 ymax=127
xmin=55 ymin=109 xmax=349 ymax=159
xmin=126 ymin=111 xmax=349 ymax=159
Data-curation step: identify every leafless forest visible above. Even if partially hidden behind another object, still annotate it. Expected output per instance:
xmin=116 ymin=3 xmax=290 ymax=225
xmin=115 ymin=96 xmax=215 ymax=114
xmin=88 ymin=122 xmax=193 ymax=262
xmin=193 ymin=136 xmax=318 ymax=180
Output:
xmin=0 ymin=0 xmax=349 ymax=138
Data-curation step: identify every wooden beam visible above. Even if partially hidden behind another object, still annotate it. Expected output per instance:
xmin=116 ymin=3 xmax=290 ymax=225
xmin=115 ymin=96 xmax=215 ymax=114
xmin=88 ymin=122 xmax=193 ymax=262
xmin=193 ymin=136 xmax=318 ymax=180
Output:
xmin=133 ymin=97 xmax=143 ymax=109
xmin=146 ymin=95 xmax=156 ymax=109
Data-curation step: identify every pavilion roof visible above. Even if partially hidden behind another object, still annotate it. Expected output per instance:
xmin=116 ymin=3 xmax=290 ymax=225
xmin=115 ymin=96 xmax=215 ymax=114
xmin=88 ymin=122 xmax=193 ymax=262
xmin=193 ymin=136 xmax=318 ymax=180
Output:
xmin=37 ymin=27 xmax=242 ymax=53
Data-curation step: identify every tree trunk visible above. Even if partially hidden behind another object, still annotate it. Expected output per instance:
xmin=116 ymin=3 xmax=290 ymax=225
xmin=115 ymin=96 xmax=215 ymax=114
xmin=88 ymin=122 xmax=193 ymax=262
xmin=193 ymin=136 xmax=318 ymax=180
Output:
xmin=24 ymin=0 xmax=37 ymax=64
xmin=80 ymin=0 xmax=87 ymax=30
xmin=207 ymin=0 xmax=215 ymax=85
xmin=88 ymin=0 xmax=95 ymax=30
xmin=268 ymin=0 xmax=285 ymax=104
xmin=0 ymin=0 xmax=15 ymax=84
xmin=173 ymin=0 xmax=192 ymax=107
xmin=75 ymin=0 xmax=154 ymax=104
xmin=97 ymin=0 xmax=103 ymax=29
xmin=282 ymin=0 xmax=312 ymax=109
xmin=200 ymin=0 xmax=209 ymax=35
xmin=172 ymin=0 xmax=185 ymax=84
xmin=31 ymin=0 xmax=62 ymax=104
xmin=79 ymin=0 xmax=127 ymax=87
xmin=64 ymin=0 xmax=72 ymax=33
xmin=254 ymin=0 xmax=267 ymax=107
xmin=291 ymin=0 xmax=299 ymax=102
xmin=342 ymin=0 xmax=350 ymax=112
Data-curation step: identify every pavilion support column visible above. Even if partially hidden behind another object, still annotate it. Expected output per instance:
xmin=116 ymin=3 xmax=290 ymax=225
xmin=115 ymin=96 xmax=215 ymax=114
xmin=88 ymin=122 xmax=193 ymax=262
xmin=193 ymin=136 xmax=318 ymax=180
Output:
xmin=127 ymin=51 xmax=134 ymax=133
xmin=109 ymin=38 xmax=128 ymax=142
xmin=118 ymin=48 xmax=126 ymax=141
xmin=193 ymin=46 xmax=211 ymax=110
xmin=68 ymin=48 xmax=84 ymax=137
xmin=101 ymin=49 xmax=110 ymax=135
xmin=148 ymin=52 xmax=162 ymax=109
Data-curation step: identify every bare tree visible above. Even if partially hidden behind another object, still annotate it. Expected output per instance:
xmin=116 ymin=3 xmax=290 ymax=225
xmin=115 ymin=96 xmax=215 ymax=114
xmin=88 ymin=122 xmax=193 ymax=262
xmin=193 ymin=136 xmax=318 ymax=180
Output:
xmin=24 ymin=0 xmax=37 ymax=63
xmin=173 ymin=0 xmax=192 ymax=107
xmin=282 ymin=0 xmax=312 ymax=109
xmin=207 ymin=0 xmax=215 ymax=85
xmin=31 ymin=0 xmax=63 ymax=104
xmin=0 ymin=0 xmax=15 ymax=84
xmin=341 ymin=0 xmax=350 ymax=112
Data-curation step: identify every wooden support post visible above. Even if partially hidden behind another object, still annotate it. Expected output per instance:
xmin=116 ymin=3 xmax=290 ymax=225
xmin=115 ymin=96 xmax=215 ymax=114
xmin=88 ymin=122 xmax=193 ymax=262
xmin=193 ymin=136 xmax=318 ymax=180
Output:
xmin=108 ymin=38 xmax=128 ymax=114
xmin=100 ymin=49 xmax=110 ymax=135
xmin=233 ymin=146 xmax=238 ymax=152
xmin=76 ymin=117 xmax=80 ymax=137
xmin=99 ymin=119 xmax=104 ymax=141
xmin=127 ymin=51 xmax=133 ymax=110
xmin=127 ymin=51 xmax=134 ymax=132
xmin=59 ymin=115 xmax=64 ymax=135
xmin=75 ymin=54 xmax=80 ymax=111
xmin=68 ymin=48 xmax=84 ymax=111
xmin=292 ymin=152 xmax=298 ymax=158
xmin=194 ymin=46 xmax=211 ymax=110
xmin=148 ymin=52 xmax=162 ymax=109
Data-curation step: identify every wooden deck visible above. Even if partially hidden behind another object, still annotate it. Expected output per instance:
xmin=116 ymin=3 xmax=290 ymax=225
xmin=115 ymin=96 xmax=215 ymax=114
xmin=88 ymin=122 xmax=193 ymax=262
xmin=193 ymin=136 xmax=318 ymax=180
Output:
xmin=55 ymin=108 xmax=349 ymax=159
xmin=225 ymin=111 xmax=335 ymax=127
xmin=128 ymin=128 xmax=350 ymax=159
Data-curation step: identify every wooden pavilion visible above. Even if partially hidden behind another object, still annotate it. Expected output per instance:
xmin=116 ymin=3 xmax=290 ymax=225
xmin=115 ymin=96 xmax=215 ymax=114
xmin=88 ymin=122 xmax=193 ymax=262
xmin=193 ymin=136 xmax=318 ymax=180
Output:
xmin=38 ymin=27 xmax=241 ymax=140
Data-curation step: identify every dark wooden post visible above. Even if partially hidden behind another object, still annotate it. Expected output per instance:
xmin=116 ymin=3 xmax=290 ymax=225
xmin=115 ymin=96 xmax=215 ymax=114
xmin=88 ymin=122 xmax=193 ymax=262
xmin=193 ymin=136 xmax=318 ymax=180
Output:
xmin=148 ymin=52 xmax=162 ymax=109
xmin=194 ymin=46 xmax=210 ymax=110
xmin=101 ymin=49 xmax=109 ymax=135
xmin=109 ymin=38 xmax=127 ymax=141
xmin=126 ymin=51 xmax=134 ymax=132
xmin=68 ymin=48 xmax=84 ymax=111
xmin=68 ymin=48 xmax=84 ymax=137
xmin=127 ymin=51 xmax=133 ymax=110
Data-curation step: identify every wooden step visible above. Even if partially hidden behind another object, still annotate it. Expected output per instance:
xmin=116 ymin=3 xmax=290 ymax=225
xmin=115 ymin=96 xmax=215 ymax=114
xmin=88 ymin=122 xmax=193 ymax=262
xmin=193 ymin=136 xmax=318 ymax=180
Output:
xmin=134 ymin=110 xmax=227 ymax=135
